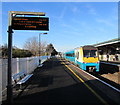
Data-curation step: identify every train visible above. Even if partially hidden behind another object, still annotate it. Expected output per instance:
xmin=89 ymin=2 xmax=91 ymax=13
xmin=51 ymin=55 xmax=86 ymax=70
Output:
xmin=63 ymin=45 xmax=99 ymax=72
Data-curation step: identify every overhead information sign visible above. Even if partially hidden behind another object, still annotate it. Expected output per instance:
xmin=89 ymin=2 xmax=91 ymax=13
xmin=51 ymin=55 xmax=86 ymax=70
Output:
xmin=12 ymin=17 xmax=49 ymax=31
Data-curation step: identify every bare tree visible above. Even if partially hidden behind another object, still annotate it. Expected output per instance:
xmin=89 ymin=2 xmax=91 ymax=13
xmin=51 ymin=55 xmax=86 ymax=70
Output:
xmin=23 ymin=36 xmax=47 ymax=56
xmin=40 ymin=41 xmax=47 ymax=55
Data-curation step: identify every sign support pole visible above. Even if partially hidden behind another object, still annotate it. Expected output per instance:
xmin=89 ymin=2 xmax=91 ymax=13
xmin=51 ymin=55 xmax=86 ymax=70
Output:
xmin=7 ymin=11 xmax=13 ymax=104
xmin=6 ymin=11 xmax=47 ymax=104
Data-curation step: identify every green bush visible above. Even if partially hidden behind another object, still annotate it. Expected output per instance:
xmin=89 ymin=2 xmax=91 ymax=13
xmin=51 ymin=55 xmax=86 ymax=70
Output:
xmin=1 ymin=45 xmax=33 ymax=58
xmin=12 ymin=49 xmax=33 ymax=58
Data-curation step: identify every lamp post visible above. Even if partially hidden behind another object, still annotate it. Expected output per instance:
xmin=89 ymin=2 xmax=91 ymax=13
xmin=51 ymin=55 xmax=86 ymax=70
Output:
xmin=39 ymin=33 xmax=47 ymax=66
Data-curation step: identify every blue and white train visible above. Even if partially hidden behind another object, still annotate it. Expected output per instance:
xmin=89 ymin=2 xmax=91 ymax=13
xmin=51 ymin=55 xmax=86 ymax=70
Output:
xmin=64 ymin=45 xmax=99 ymax=72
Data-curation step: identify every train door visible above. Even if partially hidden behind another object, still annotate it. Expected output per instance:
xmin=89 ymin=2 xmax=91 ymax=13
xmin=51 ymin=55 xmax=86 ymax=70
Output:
xmin=75 ymin=48 xmax=79 ymax=64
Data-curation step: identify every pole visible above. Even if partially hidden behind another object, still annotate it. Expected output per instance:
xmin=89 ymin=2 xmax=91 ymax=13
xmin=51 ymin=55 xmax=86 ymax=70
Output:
xmin=39 ymin=33 xmax=41 ymax=65
xmin=7 ymin=26 xmax=13 ymax=104
xmin=38 ymin=33 xmax=47 ymax=66
xmin=7 ymin=11 xmax=13 ymax=104
xmin=6 ymin=11 xmax=47 ymax=103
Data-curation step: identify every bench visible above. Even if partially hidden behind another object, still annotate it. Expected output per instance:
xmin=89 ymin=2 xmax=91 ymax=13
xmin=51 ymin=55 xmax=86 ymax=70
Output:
xmin=12 ymin=70 xmax=33 ymax=89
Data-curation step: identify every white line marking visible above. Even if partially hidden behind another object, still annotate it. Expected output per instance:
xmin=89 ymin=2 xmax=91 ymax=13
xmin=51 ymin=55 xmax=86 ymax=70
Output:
xmin=69 ymin=62 xmax=120 ymax=93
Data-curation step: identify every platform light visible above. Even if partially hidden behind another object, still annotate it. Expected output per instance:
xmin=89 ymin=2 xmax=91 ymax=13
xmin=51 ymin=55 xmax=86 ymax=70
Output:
xmin=116 ymin=47 xmax=119 ymax=50
xmin=38 ymin=32 xmax=48 ymax=66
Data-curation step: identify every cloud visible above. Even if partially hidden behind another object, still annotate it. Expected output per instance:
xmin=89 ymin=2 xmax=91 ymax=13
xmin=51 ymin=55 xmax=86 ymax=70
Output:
xmin=56 ymin=44 xmax=76 ymax=52
xmin=72 ymin=6 xmax=79 ymax=13
xmin=59 ymin=6 xmax=67 ymax=19
xmin=86 ymin=4 xmax=97 ymax=15
xmin=61 ymin=23 xmax=79 ymax=33
xmin=96 ymin=18 xmax=116 ymax=27
xmin=88 ymin=8 xmax=97 ymax=15
xmin=61 ymin=23 xmax=71 ymax=28
xmin=51 ymin=6 xmax=67 ymax=22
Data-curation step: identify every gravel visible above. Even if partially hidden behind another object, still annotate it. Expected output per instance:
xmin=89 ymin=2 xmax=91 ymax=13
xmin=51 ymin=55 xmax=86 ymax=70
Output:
xmin=101 ymin=72 xmax=120 ymax=84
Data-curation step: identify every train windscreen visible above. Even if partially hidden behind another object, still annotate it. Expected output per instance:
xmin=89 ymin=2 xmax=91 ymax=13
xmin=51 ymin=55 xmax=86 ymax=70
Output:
xmin=83 ymin=50 xmax=98 ymax=57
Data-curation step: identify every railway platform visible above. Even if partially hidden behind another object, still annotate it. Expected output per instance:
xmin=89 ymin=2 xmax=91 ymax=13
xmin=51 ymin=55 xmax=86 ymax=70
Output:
xmin=2 ymin=57 xmax=120 ymax=105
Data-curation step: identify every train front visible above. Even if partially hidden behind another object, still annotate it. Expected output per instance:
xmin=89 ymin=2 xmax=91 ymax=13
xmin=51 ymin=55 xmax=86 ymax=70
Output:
xmin=82 ymin=46 xmax=99 ymax=72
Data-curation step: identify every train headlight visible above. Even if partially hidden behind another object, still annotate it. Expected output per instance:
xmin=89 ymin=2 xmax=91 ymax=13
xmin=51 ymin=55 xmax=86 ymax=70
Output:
xmin=96 ymin=61 xmax=99 ymax=63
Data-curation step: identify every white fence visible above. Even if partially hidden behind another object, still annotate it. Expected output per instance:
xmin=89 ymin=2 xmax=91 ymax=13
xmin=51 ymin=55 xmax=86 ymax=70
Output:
xmin=1 ymin=56 xmax=49 ymax=93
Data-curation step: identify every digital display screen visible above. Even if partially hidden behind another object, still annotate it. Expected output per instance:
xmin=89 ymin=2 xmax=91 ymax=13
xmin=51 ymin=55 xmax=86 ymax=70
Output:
xmin=12 ymin=17 xmax=49 ymax=31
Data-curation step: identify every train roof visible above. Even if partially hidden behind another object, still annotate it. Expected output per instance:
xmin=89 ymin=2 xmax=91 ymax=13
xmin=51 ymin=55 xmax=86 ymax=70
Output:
xmin=82 ymin=45 xmax=97 ymax=50
xmin=75 ymin=45 xmax=96 ymax=49
xmin=64 ymin=50 xmax=74 ymax=54
xmin=64 ymin=45 xmax=96 ymax=53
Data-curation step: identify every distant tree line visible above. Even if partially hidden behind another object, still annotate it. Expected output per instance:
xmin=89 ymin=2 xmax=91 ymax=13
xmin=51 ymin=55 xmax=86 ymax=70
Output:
xmin=1 ymin=44 xmax=33 ymax=58
xmin=24 ymin=37 xmax=58 ymax=56
xmin=1 ymin=37 xmax=58 ymax=58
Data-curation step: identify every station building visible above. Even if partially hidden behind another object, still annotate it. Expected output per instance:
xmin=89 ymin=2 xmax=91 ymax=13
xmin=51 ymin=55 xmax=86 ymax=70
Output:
xmin=93 ymin=38 xmax=120 ymax=62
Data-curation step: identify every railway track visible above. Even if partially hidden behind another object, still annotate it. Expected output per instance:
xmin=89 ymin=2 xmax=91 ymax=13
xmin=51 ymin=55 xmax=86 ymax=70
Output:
xmin=90 ymin=71 xmax=120 ymax=91
xmin=60 ymin=58 xmax=120 ymax=104
xmin=62 ymin=58 xmax=120 ymax=93
xmin=67 ymin=60 xmax=120 ymax=89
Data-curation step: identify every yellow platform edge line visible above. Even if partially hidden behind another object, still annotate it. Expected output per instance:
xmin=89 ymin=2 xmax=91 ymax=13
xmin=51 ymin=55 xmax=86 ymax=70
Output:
xmin=61 ymin=61 xmax=109 ymax=105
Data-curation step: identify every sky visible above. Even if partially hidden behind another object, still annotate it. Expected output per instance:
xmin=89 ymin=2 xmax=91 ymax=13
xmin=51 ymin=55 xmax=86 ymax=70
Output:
xmin=2 ymin=2 xmax=118 ymax=52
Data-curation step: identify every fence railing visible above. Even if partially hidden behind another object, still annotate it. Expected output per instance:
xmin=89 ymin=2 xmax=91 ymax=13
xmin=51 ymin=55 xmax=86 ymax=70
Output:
xmin=1 ymin=56 xmax=49 ymax=94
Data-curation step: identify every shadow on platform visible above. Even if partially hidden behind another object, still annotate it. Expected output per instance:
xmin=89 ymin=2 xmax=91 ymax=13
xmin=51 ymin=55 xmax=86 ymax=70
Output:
xmin=2 ymin=58 xmax=119 ymax=105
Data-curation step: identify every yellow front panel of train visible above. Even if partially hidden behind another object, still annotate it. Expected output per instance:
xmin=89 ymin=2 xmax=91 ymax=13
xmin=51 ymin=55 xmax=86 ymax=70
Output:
xmin=83 ymin=57 xmax=99 ymax=63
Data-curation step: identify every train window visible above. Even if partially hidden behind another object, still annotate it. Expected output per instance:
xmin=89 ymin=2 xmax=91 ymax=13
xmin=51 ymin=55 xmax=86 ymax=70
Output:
xmin=90 ymin=50 xmax=98 ymax=57
xmin=77 ymin=52 xmax=79 ymax=59
xmin=84 ymin=50 xmax=90 ymax=57
xmin=83 ymin=50 xmax=98 ymax=57
xmin=66 ymin=53 xmax=75 ymax=57
xmin=72 ymin=53 xmax=74 ymax=57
